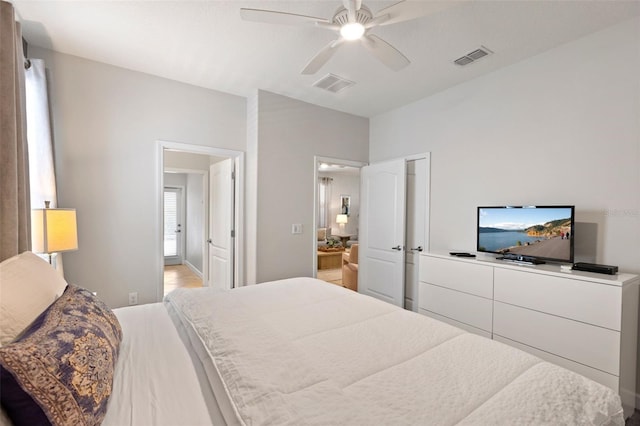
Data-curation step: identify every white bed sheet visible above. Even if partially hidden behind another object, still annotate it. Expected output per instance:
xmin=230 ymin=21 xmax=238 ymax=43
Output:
xmin=165 ymin=277 xmax=625 ymax=426
xmin=104 ymin=303 xmax=218 ymax=426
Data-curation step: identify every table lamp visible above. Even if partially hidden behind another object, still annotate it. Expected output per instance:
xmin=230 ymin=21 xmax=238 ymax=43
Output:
xmin=32 ymin=201 xmax=78 ymax=264
xmin=336 ymin=214 xmax=348 ymax=230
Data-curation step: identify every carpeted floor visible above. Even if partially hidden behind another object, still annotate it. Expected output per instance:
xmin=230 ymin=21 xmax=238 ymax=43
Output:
xmin=627 ymin=409 xmax=640 ymax=426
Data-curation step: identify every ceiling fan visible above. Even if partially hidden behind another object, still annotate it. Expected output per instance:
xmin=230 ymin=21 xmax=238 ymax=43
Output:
xmin=240 ymin=0 xmax=431 ymax=75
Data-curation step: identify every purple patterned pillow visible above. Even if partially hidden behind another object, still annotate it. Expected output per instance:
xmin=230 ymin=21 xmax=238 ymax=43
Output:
xmin=0 ymin=285 xmax=122 ymax=426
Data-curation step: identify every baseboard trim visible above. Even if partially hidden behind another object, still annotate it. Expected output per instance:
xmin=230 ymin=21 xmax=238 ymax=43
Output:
xmin=184 ymin=260 xmax=203 ymax=279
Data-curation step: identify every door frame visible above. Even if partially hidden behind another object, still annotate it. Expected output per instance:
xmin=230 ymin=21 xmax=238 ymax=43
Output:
xmin=403 ymin=152 xmax=431 ymax=311
xmin=404 ymin=152 xmax=431 ymax=254
xmin=156 ymin=140 xmax=245 ymax=302
xmin=312 ymin=156 xmax=368 ymax=276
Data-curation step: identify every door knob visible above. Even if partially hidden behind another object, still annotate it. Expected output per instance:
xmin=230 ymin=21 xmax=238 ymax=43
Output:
xmin=207 ymin=239 xmax=212 ymax=244
xmin=391 ymin=245 xmax=403 ymax=251
xmin=175 ymin=229 xmax=181 ymax=233
xmin=410 ymin=246 xmax=423 ymax=252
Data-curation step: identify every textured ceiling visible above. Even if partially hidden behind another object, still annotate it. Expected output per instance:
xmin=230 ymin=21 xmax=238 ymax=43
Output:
xmin=12 ymin=0 xmax=640 ymax=117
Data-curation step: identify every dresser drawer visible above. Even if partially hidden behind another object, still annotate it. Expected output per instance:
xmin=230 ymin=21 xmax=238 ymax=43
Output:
xmin=420 ymin=255 xmax=493 ymax=298
xmin=420 ymin=309 xmax=492 ymax=339
xmin=493 ymin=335 xmax=619 ymax=392
xmin=493 ymin=301 xmax=621 ymax=375
xmin=419 ymin=282 xmax=493 ymax=332
xmin=494 ymin=268 xmax=621 ymax=330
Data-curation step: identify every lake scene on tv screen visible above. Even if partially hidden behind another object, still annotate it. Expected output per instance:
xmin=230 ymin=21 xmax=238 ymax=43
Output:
xmin=478 ymin=207 xmax=572 ymax=261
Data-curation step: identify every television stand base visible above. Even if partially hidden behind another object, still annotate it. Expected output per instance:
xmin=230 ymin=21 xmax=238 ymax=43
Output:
xmin=497 ymin=254 xmax=546 ymax=265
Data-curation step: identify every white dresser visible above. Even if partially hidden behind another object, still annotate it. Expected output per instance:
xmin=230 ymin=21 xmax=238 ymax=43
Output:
xmin=418 ymin=252 xmax=639 ymax=418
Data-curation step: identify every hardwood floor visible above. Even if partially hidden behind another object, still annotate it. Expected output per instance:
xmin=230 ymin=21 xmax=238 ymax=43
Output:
xmin=317 ymin=267 xmax=342 ymax=286
xmin=164 ymin=264 xmax=203 ymax=295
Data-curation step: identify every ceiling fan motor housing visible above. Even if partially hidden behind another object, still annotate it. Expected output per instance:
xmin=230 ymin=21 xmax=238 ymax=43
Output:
xmin=332 ymin=5 xmax=373 ymax=26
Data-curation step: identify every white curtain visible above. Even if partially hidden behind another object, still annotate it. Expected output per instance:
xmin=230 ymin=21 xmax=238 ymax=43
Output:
xmin=318 ymin=177 xmax=332 ymax=228
xmin=26 ymin=59 xmax=57 ymax=210
xmin=25 ymin=59 xmax=64 ymax=269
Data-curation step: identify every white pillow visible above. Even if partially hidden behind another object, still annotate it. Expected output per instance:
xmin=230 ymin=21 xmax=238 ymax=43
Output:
xmin=0 ymin=251 xmax=68 ymax=345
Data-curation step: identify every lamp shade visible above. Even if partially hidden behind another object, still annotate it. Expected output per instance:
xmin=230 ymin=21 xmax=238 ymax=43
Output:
xmin=31 ymin=208 xmax=78 ymax=254
xmin=336 ymin=214 xmax=348 ymax=224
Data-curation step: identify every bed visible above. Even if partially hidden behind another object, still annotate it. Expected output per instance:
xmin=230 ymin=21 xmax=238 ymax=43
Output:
xmin=0 ymin=252 xmax=627 ymax=425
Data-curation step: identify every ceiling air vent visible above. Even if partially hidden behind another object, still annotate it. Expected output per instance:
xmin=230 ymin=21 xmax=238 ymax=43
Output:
xmin=454 ymin=46 xmax=493 ymax=66
xmin=313 ymin=73 xmax=355 ymax=93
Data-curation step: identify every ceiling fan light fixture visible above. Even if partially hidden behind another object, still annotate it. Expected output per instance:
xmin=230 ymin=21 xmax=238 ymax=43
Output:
xmin=340 ymin=22 xmax=365 ymax=40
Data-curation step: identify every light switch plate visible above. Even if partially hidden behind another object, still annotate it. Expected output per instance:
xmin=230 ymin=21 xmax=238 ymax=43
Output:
xmin=291 ymin=224 xmax=303 ymax=234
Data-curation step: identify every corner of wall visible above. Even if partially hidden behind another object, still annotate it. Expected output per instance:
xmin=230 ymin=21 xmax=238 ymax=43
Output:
xmin=245 ymin=91 xmax=259 ymax=284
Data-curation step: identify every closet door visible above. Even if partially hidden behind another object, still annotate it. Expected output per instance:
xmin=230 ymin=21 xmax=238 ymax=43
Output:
xmin=404 ymin=158 xmax=428 ymax=311
xmin=359 ymin=159 xmax=406 ymax=306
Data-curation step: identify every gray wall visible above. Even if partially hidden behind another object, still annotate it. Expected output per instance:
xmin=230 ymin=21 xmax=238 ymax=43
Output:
xmin=33 ymin=48 xmax=369 ymax=303
xmin=370 ymin=17 xmax=640 ymax=274
xmin=32 ymin=46 xmax=247 ymax=308
xmin=247 ymin=91 xmax=369 ymax=284
xmin=185 ymin=173 xmax=204 ymax=272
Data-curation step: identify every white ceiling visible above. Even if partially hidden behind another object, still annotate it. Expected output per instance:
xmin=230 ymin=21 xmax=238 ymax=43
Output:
xmin=12 ymin=0 xmax=640 ymax=117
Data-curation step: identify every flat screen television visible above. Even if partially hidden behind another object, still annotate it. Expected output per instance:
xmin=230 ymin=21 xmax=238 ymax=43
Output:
xmin=477 ymin=205 xmax=575 ymax=264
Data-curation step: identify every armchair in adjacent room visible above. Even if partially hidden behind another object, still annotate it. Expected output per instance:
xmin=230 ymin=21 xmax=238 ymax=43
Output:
xmin=342 ymin=244 xmax=358 ymax=291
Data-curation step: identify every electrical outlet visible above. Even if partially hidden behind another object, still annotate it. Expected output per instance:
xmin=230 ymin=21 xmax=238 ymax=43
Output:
xmin=128 ymin=292 xmax=138 ymax=305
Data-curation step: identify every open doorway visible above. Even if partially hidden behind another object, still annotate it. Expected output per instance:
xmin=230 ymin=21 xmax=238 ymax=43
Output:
xmin=163 ymin=162 xmax=206 ymax=295
xmin=313 ymin=156 xmax=367 ymax=289
xmin=157 ymin=141 xmax=244 ymax=300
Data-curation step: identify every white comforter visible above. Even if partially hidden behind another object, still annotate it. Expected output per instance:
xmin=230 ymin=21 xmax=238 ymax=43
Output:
xmin=165 ymin=278 xmax=625 ymax=426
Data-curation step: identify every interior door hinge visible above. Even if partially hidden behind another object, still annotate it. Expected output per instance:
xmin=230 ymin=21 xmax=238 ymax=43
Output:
xmin=231 ymin=229 xmax=235 ymax=238
xmin=231 ymin=171 xmax=235 ymax=180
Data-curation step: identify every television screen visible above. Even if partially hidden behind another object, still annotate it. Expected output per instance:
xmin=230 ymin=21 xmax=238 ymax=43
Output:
xmin=477 ymin=206 xmax=575 ymax=263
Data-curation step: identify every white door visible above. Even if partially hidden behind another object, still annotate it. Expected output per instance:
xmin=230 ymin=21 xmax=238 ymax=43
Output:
xmin=359 ymin=159 xmax=406 ymax=306
xmin=164 ymin=187 xmax=183 ymax=266
xmin=404 ymin=158 xmax=428 ymax=311
xmin=208 ymin=159 xmax=234 ymax=290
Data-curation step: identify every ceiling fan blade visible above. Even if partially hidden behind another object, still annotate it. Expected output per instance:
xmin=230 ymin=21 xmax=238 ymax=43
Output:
xmin=375 ymin=0 xmax=460 ymax=26
xmin=361 ymin=35 xmax=410 ymax=71
xmin=315 ymin=21 xmax=342 ymax=32
xmin=240 ymin=8 xmax=327 ymax=26
xmin=364 ymin=13 xmax=390 ymax=29
xmin=301 ymin=39 xmax=345 ymax=75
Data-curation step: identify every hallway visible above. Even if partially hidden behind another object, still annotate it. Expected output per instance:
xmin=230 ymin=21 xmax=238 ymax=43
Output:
xmin=164 ymin=264 xmax=203 ymax=295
